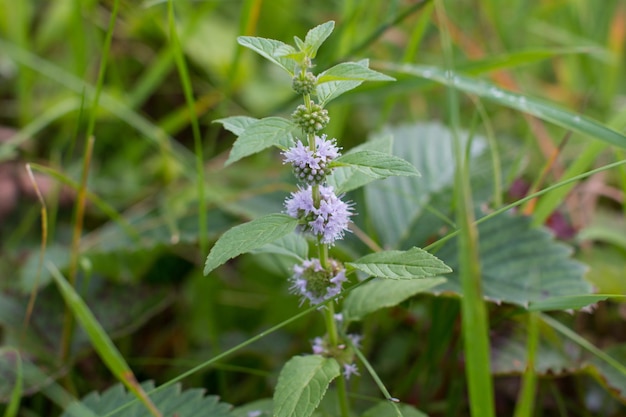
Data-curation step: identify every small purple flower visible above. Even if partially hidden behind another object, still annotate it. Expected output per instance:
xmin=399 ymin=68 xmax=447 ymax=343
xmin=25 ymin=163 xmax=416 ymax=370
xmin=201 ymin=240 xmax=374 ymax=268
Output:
xmin=284 ymin=185 xmax=352 ymax=244
xmin=343 ymin=363 xmax=360 ymax=380
xmin=312 ymin=337 xmax=326 ymax=355
xmin=290 ymin=258 xmax=347 ymax=306
xmin=283 ymin=135 xmax=341 ymax=184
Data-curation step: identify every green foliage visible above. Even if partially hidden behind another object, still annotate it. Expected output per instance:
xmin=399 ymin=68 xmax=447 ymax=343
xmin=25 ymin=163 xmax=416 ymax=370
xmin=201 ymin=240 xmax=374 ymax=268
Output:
xmin=60 ymin=381 xmax=233 ymax=417
xmin=333 ymin=150 xmax=420 ymax=179
xmin=204 ymin=214 xmax=299 ymax=275
xmin=343 ymin=278 xmax=446 ymax=322
xmin=225 ymin=117 xmax=297 ymax=166
xmin=273 ymin=355 xmax=340 ymax=417
xmin=347 ymin=247 xmax=450 ymax=280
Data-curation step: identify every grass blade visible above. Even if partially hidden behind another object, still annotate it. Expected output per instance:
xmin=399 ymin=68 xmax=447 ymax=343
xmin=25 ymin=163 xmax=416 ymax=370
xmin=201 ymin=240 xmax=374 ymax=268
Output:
xmin=378 ymin=63 xmax=626 ymax=149
xmin=48 ymin=263 xmax=163 ymax=417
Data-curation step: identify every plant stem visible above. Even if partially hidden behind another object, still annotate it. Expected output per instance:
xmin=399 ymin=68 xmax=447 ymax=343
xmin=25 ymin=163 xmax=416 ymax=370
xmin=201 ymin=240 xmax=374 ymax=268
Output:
xmin=514 ymin=311 xmax=539 ymax=417
xmin=324 ymin=303 xmax=350 ymax=417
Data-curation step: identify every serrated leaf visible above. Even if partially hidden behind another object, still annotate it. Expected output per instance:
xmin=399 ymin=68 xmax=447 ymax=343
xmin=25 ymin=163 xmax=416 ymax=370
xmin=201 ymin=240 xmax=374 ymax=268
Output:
xmin=315 ymin=60 xmax=370 ymax=106
xmin=273 ymin=355 xmax=340 ymax=417
xmin=214 ymin=116 xmax=258 ymax=136
xmin=250 ymin=232 xmax=308 ymax=261
xmin=226 ymin=117 xmax=297 ymax=166
xmin=327 ymin=136 xmax=393 ymax=193
xmin=204 ymin=214 xmax=299 ymax=275
xmin=333 ymin=150 xmax=419 ymax=179
xmin=303 ymin=21 xmax=334 ymax=58
xmin=317 ymin=62 xmax=395 ymax=83
xmin=435 ymin=213 xmax=591 ymax=307
xmin=61 ymin=381 xmax=233 ymax=417
xmin=347 ymin=247 xmax=451 ymax=280
xmin=237 ymin=36 xmax=296 ymax=74
xmin=343 ymin=278 xmax=446 ymax=322
xmin=588 ymin=344 xmax=626 ymax=402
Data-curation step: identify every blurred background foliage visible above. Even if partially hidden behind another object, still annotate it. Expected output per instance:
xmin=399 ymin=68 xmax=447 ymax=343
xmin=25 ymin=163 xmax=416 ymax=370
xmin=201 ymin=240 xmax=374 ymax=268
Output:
xmin=0 ymin=0 xmax=625 ymax=416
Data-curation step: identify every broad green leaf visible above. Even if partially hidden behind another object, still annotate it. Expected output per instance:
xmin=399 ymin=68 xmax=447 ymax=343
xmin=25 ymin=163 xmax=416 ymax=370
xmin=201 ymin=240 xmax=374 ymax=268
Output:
xmin=365 ymin=122 xmax=503 ymax=248
xmin=333 ymin=150 xmax=420 ymax=179
xmin=304 ymin=21 xmax=334 ymax=58
xmin=343 ymin=278 xmax=446 ymax=322
xmin=347 ymin=247 xmax=451 ymax=280
xmin=362 ymin=401 xmax=428 ymax=417
xmin=381 ymin=63 xmax=626 ymax=149
xmin=226 ymin=117 xmax=297 ymax=166
xmin=237 ymin=37 xmax=296 ymax=74
xmin=61 ymin=381 xmax=233 ymax=417
xmin=435 ymin=213 xmax=591 ymax=307
xmin=315 ymin=60 xmax=369 ymax=106
xmin=364 ymin=123 xmax=591 ymax=307
xmin=214 ymin=116 xmax=258 ymax=136
xmin=251 ymin=232 xmax=308 ymax=261
xmin=273 ymin=355 xmax=340 ymax=417
xmin=327 ymin=135 xmax=393 ymax=193
xmin=204 ymin=214 xmax=299 ymax=275
xmin=317 ymin=62 xmax=395 ymax=83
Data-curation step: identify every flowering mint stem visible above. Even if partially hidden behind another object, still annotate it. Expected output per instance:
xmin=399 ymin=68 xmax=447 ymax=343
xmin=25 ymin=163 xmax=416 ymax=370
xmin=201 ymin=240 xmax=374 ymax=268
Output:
xmin=324 ymin=302 xmax=350 ymax=417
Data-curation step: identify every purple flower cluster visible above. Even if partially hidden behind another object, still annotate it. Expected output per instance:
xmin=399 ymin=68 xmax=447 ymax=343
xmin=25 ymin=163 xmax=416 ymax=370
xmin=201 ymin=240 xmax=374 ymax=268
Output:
xmin=290 ymin=258 xmax=347 ymax=305
xmin=283 ymin=135 xmax=341 ymax=184
xmin=285 ymin=185 xmax=351 ymax=244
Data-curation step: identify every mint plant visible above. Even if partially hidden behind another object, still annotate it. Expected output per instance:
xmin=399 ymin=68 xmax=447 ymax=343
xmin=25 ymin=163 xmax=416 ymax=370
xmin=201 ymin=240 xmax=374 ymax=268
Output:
xmin=204 ymin=21 xmax=452 ymax=417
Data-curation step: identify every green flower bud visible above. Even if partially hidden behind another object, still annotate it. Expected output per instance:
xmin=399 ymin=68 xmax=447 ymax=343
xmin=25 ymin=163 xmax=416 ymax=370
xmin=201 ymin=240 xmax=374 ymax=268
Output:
xmin=292 ymin=71 xmax=318 ymax=95
xmin=292 ymin=100 xmax=330 ymax=134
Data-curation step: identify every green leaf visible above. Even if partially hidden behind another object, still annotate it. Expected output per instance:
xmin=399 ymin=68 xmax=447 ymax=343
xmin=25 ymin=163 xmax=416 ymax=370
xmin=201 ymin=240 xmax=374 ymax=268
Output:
xmin=317 ymin=62 xmax=395 ymax=83
xmin=382 ymin=63 xmax=626 ymax=149
xmin=435 ymin=213 xmax=592 ymax=307
xmin=333 ymin=150 xmax=420 ymax=179
xmin=237 ymin=36 xmax=296 ymax=74
xmin=204 ymin=214 xmax=299 ymax=275
xmin=273 ymin=355 xmax=340 ymax=417
xmin=315 ymin=60 xmax=370 ymax=106
xmin=214 ymin=116 xmax=258 ymax=136
xmin=327 ymin=135 xmax=394 ymax=193
xmin=347 ymin=247 xmax=451 ymax=280
xmin=365 ymin=122 xmax=506 ymax=248
xmin=250 ymin=232 xmax=309 ymax=261
xmin=225 ymin=117 xmax=297 ymax=166
xmin=343 ymin=278 xmax=446 ymax=322
xmin=303 ymin=21 xmax=334 ymax=58
xmin=588 ymin=344 xmax=626 ymax=402
xmin=61 ymin=381 xmax=233 ymax=417
xmin=362 ymin=401 xmax=429 ymax=417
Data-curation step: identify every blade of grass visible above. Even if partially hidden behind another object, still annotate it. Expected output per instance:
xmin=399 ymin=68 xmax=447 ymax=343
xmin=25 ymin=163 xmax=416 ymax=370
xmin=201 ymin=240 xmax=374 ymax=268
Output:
xmin=27 ymin=163 xmax=140 ymax=243
xmin=541 ymin=313 xmax=626 ymax=378
xmin=47 ymin=263 xmax=163 ymax=417
xmin=425 ymin=158 xmax=626 ymax=252
xmin=59 ymin=135 xmax=95 ymax=363
xmin=3 ymin=349 xmax=22 ymax=417
xmin=0 ymin=38 xmax=196 ymax=179
xmin=376 ymin=63 xmax=626 ymax=149
xmin=436 ymin=2 xmax=495 ymax=416
xmin=167 ymin=0 xmax=207 ymax=256
xmin=22 ymin=165 xmax=48 ymax=337
xmin=513 ymin=311 xmax=539 ymax=417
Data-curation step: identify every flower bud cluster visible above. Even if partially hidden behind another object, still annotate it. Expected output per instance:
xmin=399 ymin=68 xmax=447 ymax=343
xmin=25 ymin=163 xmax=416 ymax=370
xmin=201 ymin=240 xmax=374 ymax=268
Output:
xmin=292 ymin=71 xmax=317 ymax=95
xmin=290 ymin=258 xmax=346 ymax=305
xmin=292 ymin=101 xmax=330 ymax=134
xmin=282 ymin=135 xmax=340 ymax=185
xmin=311 ymin=333 xmax=362 ymax=380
